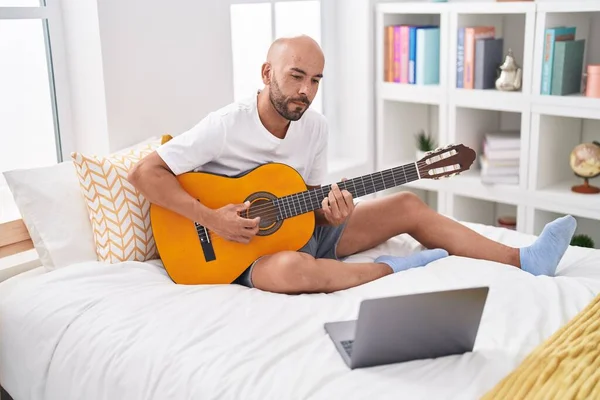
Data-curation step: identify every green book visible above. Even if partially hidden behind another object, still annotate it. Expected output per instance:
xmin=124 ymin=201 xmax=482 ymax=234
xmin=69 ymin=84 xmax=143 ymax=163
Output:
xmin=551 ymin=39 xmax=585 ymax=96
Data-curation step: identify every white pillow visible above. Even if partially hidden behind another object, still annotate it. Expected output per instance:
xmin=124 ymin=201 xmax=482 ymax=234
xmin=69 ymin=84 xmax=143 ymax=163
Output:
xmin=3 ymin=161 xmax=97 ymax=270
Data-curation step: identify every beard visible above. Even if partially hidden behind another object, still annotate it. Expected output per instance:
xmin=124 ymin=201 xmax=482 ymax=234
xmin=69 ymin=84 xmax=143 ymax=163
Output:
xmin=269 ymin=76 xmax=310 ymax=121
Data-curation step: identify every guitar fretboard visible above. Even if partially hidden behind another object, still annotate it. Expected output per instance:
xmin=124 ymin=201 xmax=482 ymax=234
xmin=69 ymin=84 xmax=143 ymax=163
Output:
xmin=274 ymin=163 xmax=420 ymax=221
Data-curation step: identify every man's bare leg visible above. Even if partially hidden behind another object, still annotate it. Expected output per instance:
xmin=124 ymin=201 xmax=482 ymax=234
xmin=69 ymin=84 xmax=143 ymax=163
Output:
xmin=336 ymin=192 xmax=520 ymax=266
xmin=250 ymin=191 xmax=576 ymax=293
xmin=251 ymin=251 xmax=392 ymax=294
xmin=336 ymin=191 xmax=577 ymax=276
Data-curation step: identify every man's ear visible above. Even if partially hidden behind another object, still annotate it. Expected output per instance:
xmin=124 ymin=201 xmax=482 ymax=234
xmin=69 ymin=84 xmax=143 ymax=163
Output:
xmin=261 ymin=62 xmax=272 ymax=85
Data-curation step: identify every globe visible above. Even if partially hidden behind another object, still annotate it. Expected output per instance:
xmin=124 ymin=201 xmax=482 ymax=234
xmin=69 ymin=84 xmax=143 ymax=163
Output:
xmin=569 ymin=141 xmax=600 ymax=194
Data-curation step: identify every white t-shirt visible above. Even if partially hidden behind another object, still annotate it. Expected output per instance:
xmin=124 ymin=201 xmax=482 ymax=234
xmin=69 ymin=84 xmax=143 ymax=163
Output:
xmin=156 ymin=95 xmax=329 ymax=186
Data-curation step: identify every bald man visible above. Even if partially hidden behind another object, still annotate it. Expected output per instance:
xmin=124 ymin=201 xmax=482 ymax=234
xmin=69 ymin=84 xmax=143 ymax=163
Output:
xmin=129 ymin=35 xmax=577 ymax=294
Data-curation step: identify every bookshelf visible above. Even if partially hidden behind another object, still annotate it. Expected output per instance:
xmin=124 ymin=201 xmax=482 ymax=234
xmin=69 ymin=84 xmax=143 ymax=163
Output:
xmin=375 ymin=1 xmax=600 ymax=245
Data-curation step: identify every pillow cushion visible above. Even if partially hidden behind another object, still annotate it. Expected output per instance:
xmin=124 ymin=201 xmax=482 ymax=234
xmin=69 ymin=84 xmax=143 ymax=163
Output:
xmin=3 ymin=161 xmax=97 ymax=270
xmin=71 ymin=135 xmax=172 ymax=263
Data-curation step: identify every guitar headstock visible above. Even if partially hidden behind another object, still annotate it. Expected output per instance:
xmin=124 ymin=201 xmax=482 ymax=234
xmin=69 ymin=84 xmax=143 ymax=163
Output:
xmin=417 ymin=144 xmax=476 ymax=180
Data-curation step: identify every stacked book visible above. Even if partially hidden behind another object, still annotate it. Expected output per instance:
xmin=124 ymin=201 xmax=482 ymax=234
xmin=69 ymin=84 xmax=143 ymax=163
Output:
xmin=540 ymin=26 xmax=585 ymax=96
xmin=384 ymin=24 xmax=440 ymax=85
xmin=480 ymin=131 xmax=520 ymax=185
xmin=456 ymin=26 xmax=504 ymax=89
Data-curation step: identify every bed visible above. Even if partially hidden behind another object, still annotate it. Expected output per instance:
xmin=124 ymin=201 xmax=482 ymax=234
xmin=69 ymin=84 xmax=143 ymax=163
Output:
xmin=2 ymin=218 xmax=600 ymax=400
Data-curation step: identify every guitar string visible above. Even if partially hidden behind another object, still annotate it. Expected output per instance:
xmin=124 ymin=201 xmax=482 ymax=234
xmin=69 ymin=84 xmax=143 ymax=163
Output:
xmin=194 ymin=153 xmax=459 ymax=244
xmin=218 ymin=165 xmax=423 ymax=225
xmin=197 ymin=168 xmax=423 ymax=244
xmin=196 ymin=165 xmax=431 ymax=243
xmin=196 ymin=167 xmax=430 ymax=244
xmin=234 ymin=161 xmax=429 ymax=217
xmin=252 ymin=168 xmax=422 ymax=221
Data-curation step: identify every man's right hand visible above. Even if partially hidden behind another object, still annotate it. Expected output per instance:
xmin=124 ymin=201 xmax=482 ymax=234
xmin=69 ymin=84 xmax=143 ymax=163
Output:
xmin=205 ymin=201 xmax=260 ymax=244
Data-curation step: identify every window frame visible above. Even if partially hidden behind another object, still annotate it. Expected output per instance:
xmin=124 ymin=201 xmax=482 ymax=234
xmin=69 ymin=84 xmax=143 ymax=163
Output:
xmin=228 ymin=0 xmax=338 ymax=152
xmin=0 ymin=0 xmax=73 ymax=163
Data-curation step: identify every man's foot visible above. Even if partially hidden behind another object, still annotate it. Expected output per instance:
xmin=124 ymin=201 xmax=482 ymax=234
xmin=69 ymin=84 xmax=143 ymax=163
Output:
xmin=519 ymin=215 xmax=577 ymax=276
xmin=375 ymin=248 xmax=449 ymax=274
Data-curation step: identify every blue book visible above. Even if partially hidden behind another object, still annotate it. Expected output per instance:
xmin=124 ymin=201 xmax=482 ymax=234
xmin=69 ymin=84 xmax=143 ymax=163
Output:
xmin=551 ymin=39 xmax=585 ymax=95
xmin=416 ymin=27 xmax=440 ymax=85
xmin=457 ymin=28 xmax=465 ymax=88
xmin=409 ymin=26 xmax=418 ymax=84
xmin=541 ymin=26 xmax=576 ymax=95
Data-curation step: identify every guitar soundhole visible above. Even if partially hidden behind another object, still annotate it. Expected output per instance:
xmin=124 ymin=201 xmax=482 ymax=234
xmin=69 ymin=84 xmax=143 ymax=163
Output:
xmin=244 ymin=191 xmax=282 ymax=237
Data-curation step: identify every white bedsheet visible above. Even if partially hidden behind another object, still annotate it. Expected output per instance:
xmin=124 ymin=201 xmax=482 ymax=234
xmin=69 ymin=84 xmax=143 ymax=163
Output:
xmin=1 ymin=222 xmax=600 ymax=400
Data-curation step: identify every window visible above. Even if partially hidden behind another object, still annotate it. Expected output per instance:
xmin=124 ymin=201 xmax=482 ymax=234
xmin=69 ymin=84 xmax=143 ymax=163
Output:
xmin=229 ymin=0 xmax=323 ymax=113
xmin=0 ymin=1 xmax=64 ymax=223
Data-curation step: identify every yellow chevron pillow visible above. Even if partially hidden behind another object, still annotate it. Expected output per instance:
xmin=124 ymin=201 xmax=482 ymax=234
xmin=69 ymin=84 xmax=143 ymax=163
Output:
xmin=71 ymin=135 xmax=172 ymax=263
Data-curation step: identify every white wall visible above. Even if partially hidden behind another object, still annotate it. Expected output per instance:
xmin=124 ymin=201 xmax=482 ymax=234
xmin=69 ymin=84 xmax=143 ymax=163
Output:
xmin=59 ymin=0 xmax=109 ymax=155
xmin=59 ymin=0 xmax=235 ymax=154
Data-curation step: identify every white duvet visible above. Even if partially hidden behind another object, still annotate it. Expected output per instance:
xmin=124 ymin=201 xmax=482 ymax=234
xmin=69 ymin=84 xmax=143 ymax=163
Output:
xmin=1 ymin=222 xmax=600 ymax=400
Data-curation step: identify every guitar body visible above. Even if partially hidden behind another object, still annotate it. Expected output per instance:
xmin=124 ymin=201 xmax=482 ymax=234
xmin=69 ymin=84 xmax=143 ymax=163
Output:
xmin=150 ymin=163 xmax=315 ymax=285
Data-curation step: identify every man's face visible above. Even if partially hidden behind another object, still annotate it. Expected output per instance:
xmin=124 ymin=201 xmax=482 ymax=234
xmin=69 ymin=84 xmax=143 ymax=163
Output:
xmin=268 ymin=65 xmax=323 ymax=121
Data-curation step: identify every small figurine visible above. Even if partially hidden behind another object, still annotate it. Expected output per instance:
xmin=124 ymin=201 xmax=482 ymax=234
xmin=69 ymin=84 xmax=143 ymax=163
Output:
xmin=495 ymin=49 xmax=522 ymax=91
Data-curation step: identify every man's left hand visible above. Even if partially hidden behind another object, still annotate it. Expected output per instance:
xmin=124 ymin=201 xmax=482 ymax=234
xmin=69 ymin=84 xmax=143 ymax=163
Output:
xmin=321 ymin=179 xmax=354 ymax=226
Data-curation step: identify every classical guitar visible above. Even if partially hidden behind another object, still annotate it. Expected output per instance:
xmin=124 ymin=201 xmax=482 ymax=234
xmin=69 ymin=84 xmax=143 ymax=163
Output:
xmin=150 ymin=144 xmax=476 ymax=285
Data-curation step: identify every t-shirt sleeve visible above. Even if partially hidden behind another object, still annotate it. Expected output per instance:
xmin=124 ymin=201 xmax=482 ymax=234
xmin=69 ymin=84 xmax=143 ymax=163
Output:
xmin=156 ymin=112 xmax=226 ymax=175
xmin=305 ymin=117 xmax=329 ymax=186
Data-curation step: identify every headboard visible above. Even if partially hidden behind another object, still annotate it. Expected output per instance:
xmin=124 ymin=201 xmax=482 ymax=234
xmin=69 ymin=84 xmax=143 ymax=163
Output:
xmin=0 ymin=219 xmax=34 ymax=259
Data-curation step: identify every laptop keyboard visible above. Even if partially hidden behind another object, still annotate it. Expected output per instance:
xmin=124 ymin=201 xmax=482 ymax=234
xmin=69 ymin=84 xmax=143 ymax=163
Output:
xmin=341 ymin=340 xmax=354 ymax=356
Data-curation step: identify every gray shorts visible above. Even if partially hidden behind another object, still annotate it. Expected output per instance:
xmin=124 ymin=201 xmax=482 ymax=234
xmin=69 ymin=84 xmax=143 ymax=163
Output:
xmin=232 ymin=223 xmax=347 ymax=288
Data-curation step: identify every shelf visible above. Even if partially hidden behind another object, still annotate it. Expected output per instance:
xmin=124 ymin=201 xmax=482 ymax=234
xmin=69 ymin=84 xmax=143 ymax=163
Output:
xmin=533 ymin=180 xmax=600 ymax=220
xmin=537 ymin=1 xmax=600 ymax=13
xmin=444 ymin=170 xmax=523 ymax=206
xmin=452 ymin=89 xmax=529 ymax=112
xmin=376 ymin=101 xmax=442 ymax=171
xmin=451 ymin=194 xmax=520 ymax=230
xmin=379 ymin=82 xmax=444 ymax=105
xmin=374 ymin=1 xmax=599 ymax=232
xmin=530 ymin=114 xmax=599 ymax=214
xmin=532 ymin=94 xmax=600 ymax=119
xmin=450 ymin=2 xmax=535 ymax=15
xmin=378 ymin=2 xmax=448 ymax=15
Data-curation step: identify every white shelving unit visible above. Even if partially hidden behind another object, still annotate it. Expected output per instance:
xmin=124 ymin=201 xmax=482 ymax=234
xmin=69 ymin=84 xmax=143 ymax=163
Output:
xmin=375 ymin=1 xmax=600 ymax=245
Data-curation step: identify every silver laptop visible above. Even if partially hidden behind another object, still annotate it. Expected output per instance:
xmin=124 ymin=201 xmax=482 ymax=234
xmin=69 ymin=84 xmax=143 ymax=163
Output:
xmin=324 ymin=286 xmax=489 ymax=369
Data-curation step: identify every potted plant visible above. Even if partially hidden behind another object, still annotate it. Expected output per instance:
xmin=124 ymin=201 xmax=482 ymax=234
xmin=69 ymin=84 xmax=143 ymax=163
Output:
xmin=570 ymin=234 xmax=595 ymax=248
xmin=414 ymin=130 xmax=437 ymax=160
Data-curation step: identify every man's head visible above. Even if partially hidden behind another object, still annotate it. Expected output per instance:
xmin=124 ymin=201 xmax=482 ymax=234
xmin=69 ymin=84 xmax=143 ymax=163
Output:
xmin=261 ymin=35 xmax=324 ymax=121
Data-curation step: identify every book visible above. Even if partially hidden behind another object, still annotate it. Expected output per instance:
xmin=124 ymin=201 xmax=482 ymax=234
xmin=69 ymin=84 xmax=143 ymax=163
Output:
xmin=480 ymin=130 xmax=520 ymax=185
xmin=484 ymin=130 xmax=520 ymax=149
xmin=399 ymin=26 xmax=410 ymax=83
xmin=409 ymin=26 xmax=418 ymax=84
xmin=474 ymin=38 xmax=504 ymax=89
xmin=551 ymin=39 xmax=585 ymax=96
xmin=416 ymin=27 xmax=440 ymax=85
xmin=393 ymin=26 xmax=402 ymax=82
xmin=463 ymin=26 xmax=495 ymax=89
xmin=540 ymin=26 xmax=576 ymax=95
xmin=384 ymin=26 xmax=394 ymax=82
xmin=457 ymin=28 xmax=465 ymax=88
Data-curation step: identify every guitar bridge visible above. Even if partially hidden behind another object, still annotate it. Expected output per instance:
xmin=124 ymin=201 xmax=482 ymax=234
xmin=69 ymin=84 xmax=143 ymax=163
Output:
xmin=194 ymin=222 xmax=216 ymax=262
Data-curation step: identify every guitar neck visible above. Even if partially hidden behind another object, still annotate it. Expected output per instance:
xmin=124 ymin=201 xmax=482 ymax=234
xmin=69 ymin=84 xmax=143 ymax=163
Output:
xmin=275 ymin=162 xmax=421 ymax=221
